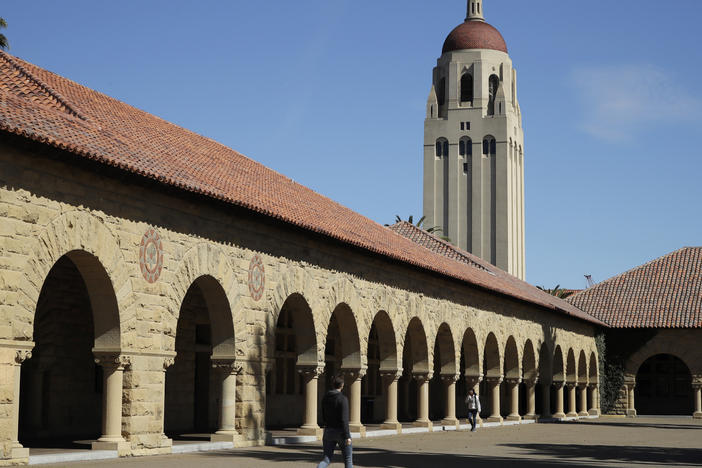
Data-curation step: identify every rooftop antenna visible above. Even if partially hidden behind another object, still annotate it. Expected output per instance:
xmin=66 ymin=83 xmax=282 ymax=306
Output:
xmin=585 ymin=275 xmax=595 ymax=288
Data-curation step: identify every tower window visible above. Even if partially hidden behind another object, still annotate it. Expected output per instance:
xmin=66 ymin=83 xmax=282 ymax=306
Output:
xmin=436 ymin=138 xmax=449 ymax=158
xmin=483 ymin=136 xmax=496 ymax=156
xmin=460 ymin=122 xmax=464 ymax=131
xmin=487 ymin=75 xmax=500 ymax=116
xmin=461 ymin=73 xmax=474 ymax=103
xmin=459 ymin=137 xmax=472 ymax=157
xmin=437 ymin=77 xmax=446 ymax=107
xmin=459 ymin=140 xmax=465 ymax=156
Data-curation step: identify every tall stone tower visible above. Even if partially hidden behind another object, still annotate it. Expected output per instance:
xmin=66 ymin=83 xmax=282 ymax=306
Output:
xmin=423 ymin=0 xmax=525 ymax=279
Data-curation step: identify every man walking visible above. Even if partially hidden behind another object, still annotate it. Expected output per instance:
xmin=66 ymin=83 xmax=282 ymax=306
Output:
xmin=317 ymin=376 xmax=353 ymax=468
xmin=465 ymin=388 xmax=481 ymax=432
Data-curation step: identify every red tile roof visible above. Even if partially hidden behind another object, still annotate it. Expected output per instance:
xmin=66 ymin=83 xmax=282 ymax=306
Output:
xmin=390 ymin=222 xmax=602 ymax=324
xmin=0 ymin=51 xmax=600 ymax=325
xmin=567 ymin=248 xmax=702 ymax=328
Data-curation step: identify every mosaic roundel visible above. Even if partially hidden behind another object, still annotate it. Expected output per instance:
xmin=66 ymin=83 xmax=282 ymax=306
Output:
xmin=139 ymin=228 xmax=164 ymax=284
xmin=248 ymin=254 xmax=265 ymax=301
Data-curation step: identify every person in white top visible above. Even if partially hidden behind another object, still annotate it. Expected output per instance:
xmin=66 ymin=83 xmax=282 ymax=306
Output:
xmin=465 ymin=388 xmax=481 ymax=432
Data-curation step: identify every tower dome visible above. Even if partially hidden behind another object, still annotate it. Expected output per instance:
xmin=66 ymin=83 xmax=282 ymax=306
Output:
xmin=442 ymin=0 xmax=507 ymax=54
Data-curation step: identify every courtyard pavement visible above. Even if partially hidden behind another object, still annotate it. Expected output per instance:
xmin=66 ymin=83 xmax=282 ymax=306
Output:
xmin=48 ymin=417 xmax=702 ymax=467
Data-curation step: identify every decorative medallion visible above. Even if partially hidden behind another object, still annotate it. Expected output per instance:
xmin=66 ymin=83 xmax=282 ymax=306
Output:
xmin=139 ymin=228 xmax=164 ymax=283
xmin=248 ymin=254 xmax=265 ymax=301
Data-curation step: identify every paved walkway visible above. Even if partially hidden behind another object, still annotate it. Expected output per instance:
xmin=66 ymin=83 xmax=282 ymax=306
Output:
xmin=48 ymin=417 xmax=702 ymax=467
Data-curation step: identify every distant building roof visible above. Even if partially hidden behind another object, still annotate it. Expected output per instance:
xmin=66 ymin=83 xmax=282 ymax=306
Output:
xmin=568 ymin=248 xmax=702 ymax=328
xmin=0 ymin=51 xmax=601 ymax=325
xmin=390 ymin=222 xmax=602 ymax=324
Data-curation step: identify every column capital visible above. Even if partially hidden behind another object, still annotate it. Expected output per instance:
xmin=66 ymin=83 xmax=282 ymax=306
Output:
xmin=413 ymin=372 xmax=432 ymax=383
xmin=588 ymin=382 xmax=599 ymax=389
xmin=565 ymin=382 xmax=577 ymax=389
xmin=552 ymin=380 xmax=565 ymax=389
xmin=485 ymin=375 xmax=503 ymax=384
xmin=380 ymin=369 xmax=403 ymax=382
xmin=298 ymin=365 xmax=325 ymax=378
xmin=692 ymin=382 xmax=702 ymax=391
xmin=441 ymin=373 xmax=460 ymax=384
xmin=623 ymin=376 xmax=636 ymax=386
xmin=342 ymin=367 xmax=367 ymax=380
xmin=94 ymin=352 xmax=131 ymax=371
xmin=14 ymin=349 xmax=32 ymax=365
xmin=464 ymin=374 xmax=483 ymax=386
xmin=211 ymin=359 xmax=243 ymax=375
xmin=504 ymin=377 xmax=522 ymax=385
xmin=162 ymin=356 xmax=175 ymax=370
xmin=577 ymin=382 xmax=589 ymax=389
xmin=524 ymin=377 xmax=539 ymax=386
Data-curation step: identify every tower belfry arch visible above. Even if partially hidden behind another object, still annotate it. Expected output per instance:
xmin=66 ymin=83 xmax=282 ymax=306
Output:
xmin=423 ymin=0 xmax=525 ymax=279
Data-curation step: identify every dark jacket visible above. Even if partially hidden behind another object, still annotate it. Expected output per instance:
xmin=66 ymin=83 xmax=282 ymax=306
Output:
xmin=321 ymin=389 xmax=350 ymax=439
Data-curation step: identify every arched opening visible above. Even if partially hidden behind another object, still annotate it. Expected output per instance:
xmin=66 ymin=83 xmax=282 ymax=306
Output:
xmin=436 ymin=138 xmax=449 ymax=158
xmin=566 ymin=349 xmax=576 ymax=384
xmin=458 ymin=328 xmax=480 ymax=419
xmin=537 ymin=343 xmax=552 ymax=416
xmin=459 ymin=137 xmax=473 ymax=158
xmin=502 ymin=337 xmax=519 ymax=418
xmin=164 ymin=275 xmax=235 ymax=440
xmin=636 ymin=354 xmax=693 ymax=415
xmin=399 ymin=318 xmax=429 ymax=423
xmin=551 ymin=346 xmax=565 ymax=415
xmin=362 ymin=311 xmax=397 ymax=424
xmin=430 ymin=324 xmax=456 ymax=421
xmin=324 ymin=303 xmax=361 ymax=421
xmin=521 ymin=340 xmax=536 ymax=416
xmin=487 ymin=74 xmax=500 ymax=116
xmin=19 ymin=251 xmax=120 ymax=450
xmin=460 ymin=73 xmax=474 ymax=104
xmin=265 ymin=294 xmax=317 ymax=429
xmin=578 ymin=351 xmax=588 ymax=385
xmin=480 ymin=333 xmax=501 ymax=419
xmin=482 ymin=136 xmax=496 ymax=156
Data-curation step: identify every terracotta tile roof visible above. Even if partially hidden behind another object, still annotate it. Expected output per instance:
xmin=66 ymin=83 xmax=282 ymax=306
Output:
xmin=390 ymin=222 xmax=602 ymax=324
xmin=0 ymin=51 xmax=601 ymax=325
xmin=442 ymin=21 xmax=508 ymax=54
xmin=567 ymin=248 xmax=702 ymax=328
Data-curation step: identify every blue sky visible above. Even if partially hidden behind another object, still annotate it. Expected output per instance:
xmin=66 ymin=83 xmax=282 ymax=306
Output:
xmin=2 ymin=0 xmax=701 ymax=288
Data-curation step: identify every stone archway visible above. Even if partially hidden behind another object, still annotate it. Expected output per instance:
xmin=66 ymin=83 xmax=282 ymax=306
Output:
xmin=364 ymin=311 xmax=399 ymax=428
xmin=635 ymin=354 xmax=693 ymax=415
xmin=481 ymin=333 xmax=502 ymax=422
xmin=430 ymin=323 xmax=457 ymax=424
xmin=265 ymin=293 xmax=318 ymax=432
xmin=18 ymin=250 xmax=123 ymax=451
xmin=164 ymin=275 xmax=237 ymax=441
xmin=459 ymin=328 xmax=481 ymax=420
xmin=521 ymin=340 xmax=537 ymax=419
xmin=399 ymin=317 xmax=430 ymax=427
xmin=502 ymin=336 xmax=520 ymax=420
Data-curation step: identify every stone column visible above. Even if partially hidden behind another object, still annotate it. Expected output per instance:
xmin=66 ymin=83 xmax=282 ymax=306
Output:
xmin=506 ymin=378 xmax=521 ymax=421
xmin=588 ymin=384 xmax=600 ymax=416
xmin=485 ymin=376 xmax=503 ymax=423
xmin=297 ymin=366 xmax=323 ymax=437
xmin=692 ymin=383 xmax=701 ymax=419
xmin=345 ymin=368 xmax=367 ymax=436
xmin=578 ymin=384 xmax=589 ymax=417
xmin=541 ymin=380 xmax=552 ymax=419
xmin=465 ymin=375 xmax=483 ymax=424
xmin=552 ymin=381 xmax=565 ymax=419
xmin=380 ymin=370 xmax=402 ymax=431
xmin=92 ymin=352 xmax=130 ymax=453
xmin=211 ymin=359 xmax=242 ymax=443
xmin=412 ymin=373 xmax=432 ymax=429
xmin=566 ymin=383 xmax=578 ymax=417
xmin=440 ymin=374 xmax=459 ymax=428
xmin=625 ymin=379 xmax=637 ymax=417
xmin=6 ymin=349 xmax=32 ymax=462
xmin=524 ymin=378 xmax=537 ymax=420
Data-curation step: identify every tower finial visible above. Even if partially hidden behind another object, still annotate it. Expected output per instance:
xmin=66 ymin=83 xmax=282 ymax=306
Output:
xmin=466 ymin=0 xmax=485 ymax=22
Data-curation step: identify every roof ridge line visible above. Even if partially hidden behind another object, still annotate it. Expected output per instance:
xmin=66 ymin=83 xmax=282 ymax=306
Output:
xmin=0 ymin=51 xmax=87 ymax=121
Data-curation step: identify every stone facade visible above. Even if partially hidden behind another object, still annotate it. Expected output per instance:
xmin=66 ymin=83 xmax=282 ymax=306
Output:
xmin=0 ymin=136 xmax=600 ymax=464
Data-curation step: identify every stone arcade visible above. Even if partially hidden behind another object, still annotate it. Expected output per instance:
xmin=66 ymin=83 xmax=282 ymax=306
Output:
xmin=0 ymin=3 xmax=601 ymax=467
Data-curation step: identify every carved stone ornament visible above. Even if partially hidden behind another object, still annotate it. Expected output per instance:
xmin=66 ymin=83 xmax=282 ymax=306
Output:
xmin=342 ymin=368 xmax=367 ymax=380
xmin=504 ymin=377 xmax=522 ymax=385
xmin=15 ymin=349 xmax=32 ymax=365
xmin=212 ymin=359 xmax=243 ymax=375
xmin=441 ymin=374 xmax=460 ymax=384
xmin=552 ymin=380 xmax=565 ymax=388
xmin=94 ymin=352 xmax=131 ymax=370
xmin=139 ymin=227 xmax=164 ymax=284
xmin=380 ymin=370 xmax=404 ymax=382
xmin=298 ymin=366 xmax=325 ymax=378
xmin=162 ymin=357 xmax=175 ymax=370
xmin=485 ymin=375 xmax=504 ymax=384
xmin=247 ymin=254 xmax=265 ymax=301
xmin=413 ymin=372 xmax=433 ymax=383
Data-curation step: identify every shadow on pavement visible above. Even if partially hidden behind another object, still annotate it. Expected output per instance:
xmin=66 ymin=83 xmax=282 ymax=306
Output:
xmin=502 ymin=443 xmax=702 ymax=466
xmin=199 ymin=445 xmax=603 ymax=467
xmin=560 ymin=420 xmax=702 ymax=431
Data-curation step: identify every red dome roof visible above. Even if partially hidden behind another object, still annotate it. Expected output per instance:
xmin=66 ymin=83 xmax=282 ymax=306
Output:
xmin=442 ymin=21 xmax=508 ymax=54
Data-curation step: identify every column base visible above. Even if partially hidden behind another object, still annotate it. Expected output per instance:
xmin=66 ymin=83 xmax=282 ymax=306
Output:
xmin=349 ymin=423 xmax=366 ymax=437
xmin=552 ymin=412 xmax=566 ymax=420
xmin=693 ymin=412 xmax=702 ymax=419
xmin=413 ymin=420 xmax=433 ymax=430
xmin=9 ymin=446 xmax=30 ymax=462
xmin=211 ymin=431 xmax=241 ymax=443
xmin=486 ymin=416 xmax=503 ymax=423
xmin=440 ymin=418 xmax=459 ymax=428
xmin=523 ymin=413 xmax=537 ymax=421
xmin=566 ymin=412 xmax=579 ymax=418
xmin=588 ymin=409 xmax=600 ymax=416
xmin=380 ymin=421 xmax=402 ymax=432
xmin=626 ymin=409 xmax=637 ymax=418
xmin=297 ymin=426 xmax=323 ymax=438
xmin=578 ymin=411 xmax=589 ymax=417
xmin=506 ymin=414 xmax=521 ymax=422
xmin=92 ymin=439 xmax=131 ymax=456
